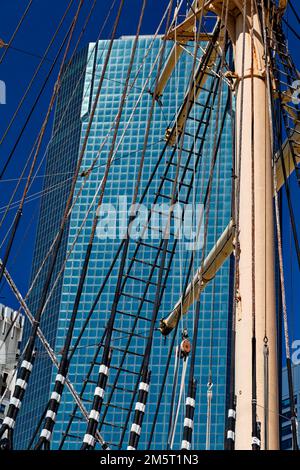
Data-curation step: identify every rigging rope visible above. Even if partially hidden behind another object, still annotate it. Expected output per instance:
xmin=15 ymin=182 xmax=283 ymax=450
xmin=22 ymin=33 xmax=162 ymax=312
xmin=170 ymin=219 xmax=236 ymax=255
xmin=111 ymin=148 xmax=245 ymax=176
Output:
xmin=0 ymin=4 xmax=117 ymax=270
xmin=2 ymin=2 xmax=101 ymax=262
xmin=0 ymin=0 xmax=125 ymax=406
xmin=0 ymin=0 xmax=85 ymax=288
xmin=81 ymin=23 xmax=226 ymax=452
xmin=225 ymin=54 xmax=237 ymax=450
xmin=167 ymin=346 xmax=180 ymax=448
xmin=225 ymin=0 xmax=247 ymax=451
xmin=0 ymin=1 xmax=115 ymax=254
xmin=1 ymin=0 xmax=179 ymax=370
xmin=80 ymin=0 xmax=175 ymax=451
xmin=147 ymin=63 xmax=223 ymax=450
xmin=34 ymin=0 xmax=158 ymax=450
xmin=0 ymin=0 xmax=99 ymax=182
xmin=169 ymin=351 xmax=189 ymax=449
xmin=127 ymin=3 xmax=221 ymax=451
xmin=0 ymin=0 xmax=76 ymax=154
xmin=0 ymin=0 xmax=33 ymax=65
xmin=0 ymin=260 xmax=106 ymax=448
xmin=51 ymin=87 xmax=179 ymax=450
xmin=33 ymin=0 xmax=127 ymax=450
xmin=259 ymin=2 xmax=272 ymax=450
xmin=10 ymin=0 xmax=169 ymax=452
xmin=288 ymin=0 xmax=300 ymax=25
xmin=250 ymin=0 xmax=260 ymax=451
xmin=205 ymin=111 xmax=222 ymax=450
xmin=179 ymin=85 xmax=230 ymax=451
xmin=273 ymin=123 xmax=298 ymax=451
xmin=204 ymin=17 xmax=227 ymax=446
xmin=148 ymin=63 xmax=229 ymax=452
xmin=180 ymin=1 xmax=229 ymax=451
xmin=267 ymin=22 xmax=300 ymax=260
xmin=0 ymin=2 xmax=107 ymax=246
xmin=282 ymin=17 xmax=300 ymax=41
xmin=102 ymin=94 xmax=213 ymax=448
xmin=0 ymin=0 xmax=87 ymax=450
xmin=0 ymin=2 xmax=106 ymax=309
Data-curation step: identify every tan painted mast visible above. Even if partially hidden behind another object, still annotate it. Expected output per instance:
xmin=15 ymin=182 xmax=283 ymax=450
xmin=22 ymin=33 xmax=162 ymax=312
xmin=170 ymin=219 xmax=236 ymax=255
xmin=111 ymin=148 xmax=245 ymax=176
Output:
xmin=156 ymin=0 xmax=281 ymax=449
xmin=231 ymin=3 xmax=278 ymax=450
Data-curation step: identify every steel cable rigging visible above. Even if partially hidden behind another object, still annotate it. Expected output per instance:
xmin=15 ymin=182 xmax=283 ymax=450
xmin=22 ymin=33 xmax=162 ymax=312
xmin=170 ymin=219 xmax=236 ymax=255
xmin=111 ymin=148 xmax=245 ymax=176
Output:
xmin=0 ymin=0 xmax=85 ymax=290
xmin=0 ymin=0 xmax=34 ymax=65
xmin=0 ymin=0 xmax=238 ymax=452
xmin=32 ymin=0 xmax=152 ymax=450
xmin=79 ymin=0 xmax=176 ymax=451
xmin=62 ymin=4 xmax=201 ymax=449
xmin=180 ymin=92 xmax=229 ymax=450
xmin=273 ymin=129 xmax=299 ymax=450
xmin=0 ymin=0 xmax=107 ymax=239
xmin=287 ymin=0 xmax=300 ymax=25
xmin=59 ymin=145 xmax=179 ymax=449
xmin=0 ymin=0 xmax=100 ymax=182
xmin=0 ymin=0 xmax=123 ymax=374
xmin=25 ymin=9 xmax=175 ymax=448
xmin=0 ymin=0 xmax=88 ymax=450
xmin=146 ymin=64 xmax=224 ymax=450
xmin=103 ymin=15 xmax=227 ymax=452
xmin=0 ymin=0 xmax=76 ymax=158
xmin=0 ymin=0 xmax=176 ymax=364
xmin=1 ymin=0 xmax=300 ymax=452
xmin=24 ymin=0 xmax=125 ymax=451
xmin=123 ymin=9 xmax=222 ymax=452
xmin=0 ymin=7 xmax=171 ymax=393
xmin=177 ymin=2 xmax=229 ymax=451
xmin=167 ymin=2 xmax=193 ymax=450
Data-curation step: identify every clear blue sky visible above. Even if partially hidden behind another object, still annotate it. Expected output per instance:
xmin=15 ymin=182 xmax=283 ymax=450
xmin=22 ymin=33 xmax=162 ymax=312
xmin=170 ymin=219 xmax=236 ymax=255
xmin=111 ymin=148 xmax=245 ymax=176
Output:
xmin=0 ymin=1 xmax=299 ymax=356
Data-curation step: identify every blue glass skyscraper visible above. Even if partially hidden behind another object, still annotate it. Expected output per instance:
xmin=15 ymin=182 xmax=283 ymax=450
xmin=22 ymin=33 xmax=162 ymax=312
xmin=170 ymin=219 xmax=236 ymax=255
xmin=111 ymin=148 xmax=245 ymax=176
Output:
xmin=15 ymin=35 xmax=233 ymax=450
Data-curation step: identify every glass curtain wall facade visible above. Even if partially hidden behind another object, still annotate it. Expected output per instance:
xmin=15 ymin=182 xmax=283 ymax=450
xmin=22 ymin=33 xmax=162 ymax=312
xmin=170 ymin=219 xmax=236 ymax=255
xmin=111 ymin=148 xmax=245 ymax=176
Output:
xmin=15 ymin=36 xmax=233 ymax=450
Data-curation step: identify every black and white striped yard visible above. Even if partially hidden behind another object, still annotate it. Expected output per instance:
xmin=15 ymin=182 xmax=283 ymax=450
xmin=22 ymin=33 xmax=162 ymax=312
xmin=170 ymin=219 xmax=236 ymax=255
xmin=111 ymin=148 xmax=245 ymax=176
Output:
xmin=0 ymin=349 xmax=36 ymax=450
xmin=127 ymin=369 xmax=151 ymax=450
xmin=81 ymin=350 xmax=112 ymax=450
xmin=181 ymin=378 xmax=197 ymax=451
xmin=34 ymin=364 xmax=67 ymax=450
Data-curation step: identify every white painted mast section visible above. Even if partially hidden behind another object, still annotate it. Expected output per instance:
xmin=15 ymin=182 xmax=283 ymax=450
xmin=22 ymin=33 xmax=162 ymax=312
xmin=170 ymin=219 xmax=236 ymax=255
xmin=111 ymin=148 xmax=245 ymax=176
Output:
xmin=233 ymin=4 xmax=279 ymax=450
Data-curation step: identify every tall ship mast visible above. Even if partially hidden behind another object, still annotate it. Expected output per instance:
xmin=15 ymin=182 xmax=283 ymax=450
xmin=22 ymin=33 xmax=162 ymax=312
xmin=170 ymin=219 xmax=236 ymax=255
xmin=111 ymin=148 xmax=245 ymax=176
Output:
xmin=0 ymin=0 xmax=299 ymax=451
